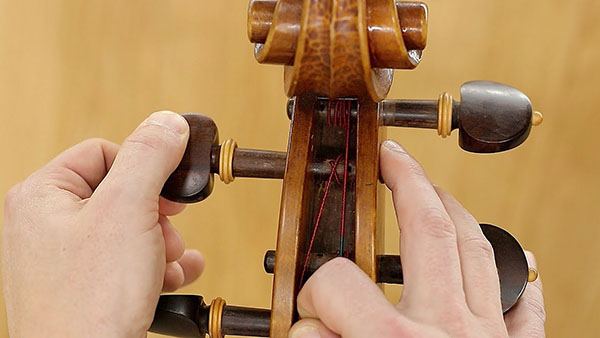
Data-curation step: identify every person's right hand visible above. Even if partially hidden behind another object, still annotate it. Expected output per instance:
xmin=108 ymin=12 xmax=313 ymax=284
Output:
xmin=288 ymin=140 xmax=546 ymax=338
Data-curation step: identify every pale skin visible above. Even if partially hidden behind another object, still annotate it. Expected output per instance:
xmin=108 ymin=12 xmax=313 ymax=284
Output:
xmin=2 ymin=111 xmax=545 ymax=337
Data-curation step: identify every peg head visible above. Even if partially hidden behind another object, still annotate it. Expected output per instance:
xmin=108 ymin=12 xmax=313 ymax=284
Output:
xmin=150 ymin=295 xmax=208 ymax=337
xmin=458 ymin=81 xmax=534 ymax=153
xmin=480 ymin=223 xmax=529 ymax=312
xmin=161 ymin=114 xmax=218 ymax=203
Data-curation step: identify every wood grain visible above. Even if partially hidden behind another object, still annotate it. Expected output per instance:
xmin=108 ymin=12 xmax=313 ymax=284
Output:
xmin=1 ymin=1 xmax=599 ymax=337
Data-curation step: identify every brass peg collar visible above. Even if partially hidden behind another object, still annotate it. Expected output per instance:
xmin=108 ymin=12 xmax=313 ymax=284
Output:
xmin=209 ymin=297 xmax=226 ymax=338
xmin=437 ymin=92 xmax=453 ymax=138
xmin=219 ymin=139 xmax=237 ymax=184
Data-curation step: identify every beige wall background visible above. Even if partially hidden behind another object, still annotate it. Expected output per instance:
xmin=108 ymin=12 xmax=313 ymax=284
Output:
xmin=1 ymin=0 xmax=599 ymax=337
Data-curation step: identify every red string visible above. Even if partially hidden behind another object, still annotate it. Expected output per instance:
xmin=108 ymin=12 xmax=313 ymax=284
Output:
xmin=339 ymin=100 xmax=351 ymax=256
xmin=299 ymin=154 xmax=343 ymax=284
xmin=300 ymin=100 xmax=353 ymax=284
xmin=329 ymin=160 xmax=342 ymax=186
xmin=327 ymin=100 xmax=332 ymax=125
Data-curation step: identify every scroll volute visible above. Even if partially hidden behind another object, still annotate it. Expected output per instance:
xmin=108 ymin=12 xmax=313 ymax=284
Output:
xmin=248 ymin=0 xmax=428 ymax=101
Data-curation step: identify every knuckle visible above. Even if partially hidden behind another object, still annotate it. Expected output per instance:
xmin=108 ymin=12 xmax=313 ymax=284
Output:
xmin=462 ymin=235 xmax=495 ymax=260
xmin=125 ymin=121 xmax=184 ymax=153
xmin=80 ymin=137 xmax=106 ymax=148
xmin=79 ymin=137 xmax=113 ymax=153
xmin=523 ymin=294 xmax=546 ymax=323
xmin=378 ymin=312 xmax=409 ymax=337
xmin=415 ymin=208 xmax=456 ymax=239
xmin=438 ymin=306 xmax=472 ymax=335
xmin=123 ymin=130 xmax=173 ymax=153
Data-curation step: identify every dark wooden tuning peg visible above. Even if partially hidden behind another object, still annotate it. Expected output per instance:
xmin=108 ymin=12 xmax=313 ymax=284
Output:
xmin=161 ymin=113 xmax=288 ymax=204
xmin=150 ymin=294 xmax=270 ymax=337
xmin=381 ymin=81 xmax=543 ymax=153
xmin=162 ymin=114 xmax=218 ymax=203
xmin=457 ymin=81 xmax=540 ymax=153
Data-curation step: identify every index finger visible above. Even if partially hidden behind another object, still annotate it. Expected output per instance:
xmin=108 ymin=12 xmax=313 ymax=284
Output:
xmin=379 ymin=140 xmax=465 ymax=309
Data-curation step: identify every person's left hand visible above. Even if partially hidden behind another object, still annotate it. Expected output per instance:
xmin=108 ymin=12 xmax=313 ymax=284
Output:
xmin=2 ymin=111 xmax=204 ymax=338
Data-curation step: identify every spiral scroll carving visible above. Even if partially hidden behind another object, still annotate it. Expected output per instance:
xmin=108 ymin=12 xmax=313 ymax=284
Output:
xmin=248 ymin=0 xmax=428 ymax=101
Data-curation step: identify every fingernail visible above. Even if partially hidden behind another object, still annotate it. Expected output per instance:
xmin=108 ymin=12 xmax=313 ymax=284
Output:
xmin=290 ymin=325 xmax=321 ymax=338
xmin=146 ymin=111 xmax=188 ymax=135
xmin=382 ymin=139 xmax=405 ymax=153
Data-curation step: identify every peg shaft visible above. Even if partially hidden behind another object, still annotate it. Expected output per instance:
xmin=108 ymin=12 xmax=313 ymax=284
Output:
xmin=380 ymin=99 xmax=449 ymax=129
xmin=209 ymin=147 xmax=354 ymax=180
xmin=263 ymin=250 xmax=403 ymax=284
xmin=211 ymin=147 xmax=287 ymax=180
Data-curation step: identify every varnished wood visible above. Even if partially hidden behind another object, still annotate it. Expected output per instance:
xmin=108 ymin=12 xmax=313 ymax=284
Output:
xmin=231 ymin=148 xmax=286 ymax=179
xmin=395 ymin=1 xmax=428 ymax=51
xmin=380 ymin=99 xmax=439 ymax=129
xmin=248 ymin=0 xmax=277 ymax=44
xmin=354 ymin=100 xmax=384 ymax=280
xmin=249 ymin=0 xmax=427 ymax=69
xmin=270 ymin=96 xmax=316 ymax=337
xmin=264 ymin=1 xmax=426 ymax=336
xmin=252 ymin=0 xmax=302 ymax=65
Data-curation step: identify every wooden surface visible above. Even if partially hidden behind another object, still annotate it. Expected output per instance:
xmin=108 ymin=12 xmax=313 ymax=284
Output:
xmin=269 ymin=95 xmax=314 ymax=337
xmin=0 ymin=0 xmax=599 ymax=337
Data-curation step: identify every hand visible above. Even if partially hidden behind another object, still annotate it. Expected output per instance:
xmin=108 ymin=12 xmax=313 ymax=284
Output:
xmin=2 ymin=111 xmax=204 ymax=338
xmin=289 ymin=140 xmax=546 ymax=338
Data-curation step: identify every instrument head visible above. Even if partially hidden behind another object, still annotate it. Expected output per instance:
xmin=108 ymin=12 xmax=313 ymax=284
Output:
xmin=248 ymin=0 xmax=428 ymax=101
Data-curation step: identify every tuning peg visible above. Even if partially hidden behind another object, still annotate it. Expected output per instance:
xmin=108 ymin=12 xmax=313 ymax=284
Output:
xmin=263 ymin=223 xmax=530 ymax=313
xmin=150 ymin=294 xmax=270 ymax=337
xmin=161 ymin=114 xmax=356 ymax=204
xmin=161 ymin=114 xmax=287 ymax=203
xmin=381 ymin=81 xmax=543 ymax=153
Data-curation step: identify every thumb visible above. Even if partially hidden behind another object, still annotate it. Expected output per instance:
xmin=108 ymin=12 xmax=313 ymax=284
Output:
xmin=94 ymin=111 xmax=189 ymax=217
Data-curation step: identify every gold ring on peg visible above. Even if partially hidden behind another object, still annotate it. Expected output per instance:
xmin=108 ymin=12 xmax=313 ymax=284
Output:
xmin=209 ymin=297 xmax=226 ymax=338
xmin=437 ymin=92 xmax=453 ymax=138
xmin=219 ymin=139 xmax=237 ymax=184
